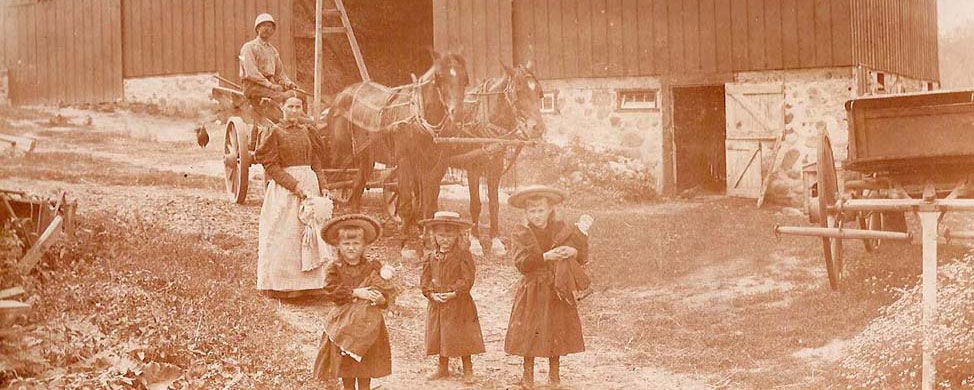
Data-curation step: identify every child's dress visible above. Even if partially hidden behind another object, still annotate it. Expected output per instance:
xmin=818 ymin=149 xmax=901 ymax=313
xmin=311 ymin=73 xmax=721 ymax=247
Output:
xmin=504 ymin=219 xmax=589 ymax=358
xmin=421 ymin=249 xmax=486 ymax=357
xmin=313 ymin=259 xmax=394 ymax=381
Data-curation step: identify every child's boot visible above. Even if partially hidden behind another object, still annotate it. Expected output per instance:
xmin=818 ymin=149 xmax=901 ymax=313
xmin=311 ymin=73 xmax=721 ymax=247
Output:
xmin=549 ymin=356 xmax=561 ymax=388
xmin=429 ymin=356 xmax=449 ymax=380
xmin=520 ymin=357 xmax=535 ymax=389
xmin=461 ymin=355 xmax=475 ymax=383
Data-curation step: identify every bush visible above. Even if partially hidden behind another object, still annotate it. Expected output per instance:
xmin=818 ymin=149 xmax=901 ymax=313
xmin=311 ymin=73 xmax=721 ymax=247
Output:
xmin=839 ymin=257 xmax=974 ymax=389
xmin=539 ymin=139 xmax=658 ymax=203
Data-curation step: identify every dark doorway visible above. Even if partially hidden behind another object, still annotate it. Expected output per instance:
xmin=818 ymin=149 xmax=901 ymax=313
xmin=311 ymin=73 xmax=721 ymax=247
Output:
xmin=672 ymin=85 xmax=727 ymax=192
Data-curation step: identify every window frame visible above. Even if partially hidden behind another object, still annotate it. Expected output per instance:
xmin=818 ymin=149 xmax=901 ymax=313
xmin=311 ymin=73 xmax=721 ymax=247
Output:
xmin=616 ymin=88 xmax=660 ymax=112
xmin=540 ymin=91 xmax=557 ymax=114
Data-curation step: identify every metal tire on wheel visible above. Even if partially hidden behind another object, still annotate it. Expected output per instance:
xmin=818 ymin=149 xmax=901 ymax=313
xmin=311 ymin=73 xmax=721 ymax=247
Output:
xmin=223 ymin=117 xmax=251 ymax=204
xmin=817 ymin=133 xmax=843 ymax=290
xmin=858 ymin=190 xmax=884 ymax=252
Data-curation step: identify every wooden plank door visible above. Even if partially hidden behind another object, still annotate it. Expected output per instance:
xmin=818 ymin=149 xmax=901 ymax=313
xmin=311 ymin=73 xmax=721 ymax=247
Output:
xmin=724 ymin=83 xmax=784 ymax=198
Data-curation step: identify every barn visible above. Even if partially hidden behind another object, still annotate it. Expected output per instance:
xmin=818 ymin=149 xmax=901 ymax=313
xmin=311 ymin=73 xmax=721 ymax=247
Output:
xmin=432 ymin=0 xmax=940 ymax=204
xmin=0 ymin=0 xmax=432 ymax=114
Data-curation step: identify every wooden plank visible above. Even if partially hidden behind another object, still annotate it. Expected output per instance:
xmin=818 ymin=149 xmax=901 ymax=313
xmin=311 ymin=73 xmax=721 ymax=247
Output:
xmin=499 ymin=0 xmax=513 ymax=67
xmin=698 ymin=0 xmax=716 ymax=74
xmin=683 ymin=0 xmax=700 ymax=73
xmin=561 ymin=0 xmax=579 ymax=77
xmin=746 ymin=0 xmax=764 ymax=70
xmin=763 ymin=0 xmax=782 ymax=70
xmin=471 ymin=0 xmax=487 ymax=81
xmin=459 ymin=0 xmax=475 ymax=79
xmin=636 ymin=0 xmax=654 ymax=75
xmin=652 ymin=0 xmax=668 ymax=74
xmin=814 ymin=0 xmax=832 ymax=67
xmin=112 ymin=0 xmax=123 ymax=100
xmin=621 ymin=0 xmax=638 ymax=76
xmin=0 ymin=287 xmax=25 ymax=300
xmin=667 ymin=0 xmax=683 ymax=74
xmin=796 ymin=0 xmax=815 ymax=67
xmin=576 ymin=0 xmax=593 ymax=76
xmin=447 ymin=0 xmax=461 ymax=51
xmin=730 ymin=0 xmax=747 ymax=71
xmin=713 ymin=0 xmax=731 ymax=73
xmin=591 ymin=0 xmax=607 ymax=75
xmin=534 ymin=0 xmax=551 ymax=78
xmin=485 ymin=0 xmax=500 ymax=76
xmin=39 ymin=2 xmax=52 ymax=104
xmin=94 ymin=0 xmax=106 ymax=102
xmin=511 ymin=0 xmax=530 ymax=65
xmin=606 ymin=0 xmax=622 ymax=76
xmin=203 ymin=0 xmax=215 ymax=71
xmin=548 ymin=0 xmax=564 ymax=79
xmin=433 ymin=0 xmax=446 ymax=52
xmin=26 ymin=2 xmax=38 ymax=103
xmin=173 ymin=0 xmax=185 ymax=73
xmin=20 ymin=215 xmax=63 ymax=272
xmin=780 ymin=0 xmax=798 ymax=69
xmin=185 ymin=0 xmax=198 ymax=73
xmin=0 ymin=4 xmax=5 ymax=66
xmin=122 ymin=0 xmax=132 ymax=76
xmin=83 ymin=0 xmax=95 ymax=102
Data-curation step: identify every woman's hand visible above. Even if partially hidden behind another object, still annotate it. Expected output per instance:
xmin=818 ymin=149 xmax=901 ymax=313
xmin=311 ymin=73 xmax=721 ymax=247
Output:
xmin=295 ymin=188 xmax=309 ymax=200
xmin=353 ymin=287 xmax=381 ymax=302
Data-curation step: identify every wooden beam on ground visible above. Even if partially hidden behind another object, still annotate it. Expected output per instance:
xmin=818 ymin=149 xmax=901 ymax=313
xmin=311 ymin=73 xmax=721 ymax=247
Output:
xmin=0 ymin=287 xmax=26 ymax=300
xmin=0 ymin=134 xmax=37 ymax=153
xmin=757 ymin=132 xmax=785 ymax=208
xmin=19 ymin=215 xmax=63 ymax=272
xmin=0 ymin=300 xmax=30 ymax=316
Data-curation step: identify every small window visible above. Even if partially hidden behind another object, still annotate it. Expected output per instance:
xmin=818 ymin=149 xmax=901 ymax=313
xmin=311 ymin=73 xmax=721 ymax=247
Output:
xmin=540 ymin=92 xmax=556 ymax=113
xmin=928 ymin=82 xmax=937 ymax=91
xmin=876 ymin=72 xmax=886 ymax=93
xmin=617 ymin=89 xmax=659 ymax=111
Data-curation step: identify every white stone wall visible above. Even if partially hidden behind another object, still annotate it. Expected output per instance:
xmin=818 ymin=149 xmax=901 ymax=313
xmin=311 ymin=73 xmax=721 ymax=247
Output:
xmin=539 ymin=77 xmax=665 ymax=189
xmin=0 ymin=69 xmax=9 ymax=106
xmin=123 ymin=73 xmax=219 ymax=117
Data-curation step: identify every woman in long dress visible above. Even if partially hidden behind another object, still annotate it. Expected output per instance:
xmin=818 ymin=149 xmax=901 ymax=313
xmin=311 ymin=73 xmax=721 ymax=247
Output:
xmin=255 ymin=97 xmax=333 ymax=298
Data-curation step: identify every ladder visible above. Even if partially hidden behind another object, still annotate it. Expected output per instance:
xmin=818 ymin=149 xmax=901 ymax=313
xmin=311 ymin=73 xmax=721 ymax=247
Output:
xmin=313 ymin=0 xmax=369 ymax=120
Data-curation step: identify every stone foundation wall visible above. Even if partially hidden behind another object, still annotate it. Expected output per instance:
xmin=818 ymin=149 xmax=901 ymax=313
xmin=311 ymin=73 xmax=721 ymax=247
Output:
xmin=539 ymin=77 xmax=664 ymax=189
xmin=733 ymin=67 xmax=931 ymax=205
xmin=0 ymin=69 xmax=9 ymax=106
xmin=123 ymin=73 xmax=219 ymax=117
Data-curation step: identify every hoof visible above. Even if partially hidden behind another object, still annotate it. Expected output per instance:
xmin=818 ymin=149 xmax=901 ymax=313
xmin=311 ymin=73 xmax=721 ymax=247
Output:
xmin=491 ymin=237 xmax=507 ymax=257
xmin=469 ymin=234 xmax=485 ymax=256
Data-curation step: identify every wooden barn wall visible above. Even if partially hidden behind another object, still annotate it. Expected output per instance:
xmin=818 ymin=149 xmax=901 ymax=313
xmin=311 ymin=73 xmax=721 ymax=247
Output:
xmin=121 ymin=0 xmax=295 ymax=82
xmin=0 ymin=0 xmax=123 ymax=105
xmin=851 ymin=0 xmax=939 ymax=81
xmin=432 ymin=0 xmax=514 ymax=83
xmin=509 ymin=0 xmax=859 ymax=80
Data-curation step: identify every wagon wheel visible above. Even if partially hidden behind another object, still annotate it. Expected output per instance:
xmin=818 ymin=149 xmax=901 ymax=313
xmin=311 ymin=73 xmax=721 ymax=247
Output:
xmin=817 ymin=133 xmax=843 ymax=290
xmin=223 ymin=117 xmax=251 ymax=204
xmin=857 ymin=190 xmax=884 ymax=252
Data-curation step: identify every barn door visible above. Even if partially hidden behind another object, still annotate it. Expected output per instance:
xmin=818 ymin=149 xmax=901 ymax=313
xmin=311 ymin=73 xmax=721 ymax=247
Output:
xmin=724 ymin=83 xmax=784 ymax=198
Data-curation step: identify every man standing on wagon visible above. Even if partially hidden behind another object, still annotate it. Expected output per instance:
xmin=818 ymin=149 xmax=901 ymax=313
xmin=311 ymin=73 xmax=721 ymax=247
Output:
xmin=239 ymin=13 xmax=300 ymax=107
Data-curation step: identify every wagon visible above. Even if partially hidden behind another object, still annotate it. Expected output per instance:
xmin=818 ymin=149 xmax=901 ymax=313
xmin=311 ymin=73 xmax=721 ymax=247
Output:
xmin=210 ymin=81 xmax=400 ymax=216
xmin=774 ymin=89 xmax=974 ymax=390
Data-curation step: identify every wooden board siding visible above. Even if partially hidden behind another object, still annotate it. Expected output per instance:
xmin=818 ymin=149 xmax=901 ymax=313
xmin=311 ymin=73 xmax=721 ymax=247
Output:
xmin=0 ymin=0 xmax=122 ymax=105
xmin=121 ymin=0 xmax=295 ymax=82
xmin=850 ymin=0 xmax=938 ymax=81
xmin=433 ymin=0 xmax=514 ymax=83
xmin=497 ymin=0 xmax=937 ymax=81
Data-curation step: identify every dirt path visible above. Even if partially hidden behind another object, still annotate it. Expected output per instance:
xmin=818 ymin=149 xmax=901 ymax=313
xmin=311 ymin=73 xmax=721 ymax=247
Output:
xmin=2 ymin=110 xmax=717 ymax=389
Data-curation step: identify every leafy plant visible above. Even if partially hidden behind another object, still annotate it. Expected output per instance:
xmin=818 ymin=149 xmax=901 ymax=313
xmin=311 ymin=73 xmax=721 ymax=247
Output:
xmin=543 ymin=139 xmax=658 ymax=203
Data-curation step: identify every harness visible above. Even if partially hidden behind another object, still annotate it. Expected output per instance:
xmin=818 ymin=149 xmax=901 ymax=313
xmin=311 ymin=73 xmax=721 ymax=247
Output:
xmin=453 ymin=72 xmax=537 ymax=176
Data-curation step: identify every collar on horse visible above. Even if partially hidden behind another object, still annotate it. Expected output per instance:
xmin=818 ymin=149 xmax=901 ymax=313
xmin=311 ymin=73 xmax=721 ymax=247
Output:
xmin=459 ymin=74 xmax=532 ymax=141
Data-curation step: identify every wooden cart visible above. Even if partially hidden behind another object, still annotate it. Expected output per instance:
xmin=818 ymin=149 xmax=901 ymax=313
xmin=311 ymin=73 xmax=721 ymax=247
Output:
xmin=774 ymin=90 xmax=974 ymax=390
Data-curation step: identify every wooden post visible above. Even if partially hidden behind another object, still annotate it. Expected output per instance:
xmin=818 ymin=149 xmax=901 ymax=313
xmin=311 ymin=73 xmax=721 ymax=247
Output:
xmin=313 ymin=0 xmax=323 ymax=122
xmin=918 ymin=209 xmax=938 ymax=390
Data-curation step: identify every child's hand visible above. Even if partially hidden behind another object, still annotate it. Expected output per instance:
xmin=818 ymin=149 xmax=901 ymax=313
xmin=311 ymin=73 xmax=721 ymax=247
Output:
xmin=440 ymin=292 xmax=457 ymax=301
xmin=353 ymin=287 xmax=381 ymax=302
xmin=431 ymin=293 xmax=447 ymax=303
xmin=555 ymin=246 xmax=578 ymax=259
xmin=576 ymin=214 xmax=594 ymax=235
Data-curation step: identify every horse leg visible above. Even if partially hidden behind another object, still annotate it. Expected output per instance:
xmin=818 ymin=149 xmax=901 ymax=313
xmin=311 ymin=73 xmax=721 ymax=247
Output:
xmin=467 ymin=168 xmax=483 ymax=238
xmin=487 ymin=158 xmax=507 ymax=257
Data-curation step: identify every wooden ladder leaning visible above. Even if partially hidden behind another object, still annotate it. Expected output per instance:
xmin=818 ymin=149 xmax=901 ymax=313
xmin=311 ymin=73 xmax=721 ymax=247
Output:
xmin=313 ymin=0 xmax=370 ymax=121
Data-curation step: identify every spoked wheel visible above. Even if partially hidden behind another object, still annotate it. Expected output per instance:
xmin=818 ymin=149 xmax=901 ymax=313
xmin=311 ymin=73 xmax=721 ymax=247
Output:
xmin=858 ymin=191 xmax=884 ymax=252
xmin=223 ymin=117 xmax=251 ymax=204
xmin=817 ymin=133 xmax=843 ymax=290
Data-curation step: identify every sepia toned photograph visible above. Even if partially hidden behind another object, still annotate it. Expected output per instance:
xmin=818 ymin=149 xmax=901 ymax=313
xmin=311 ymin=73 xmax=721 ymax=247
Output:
xmin=0 ymin=0 xmax=972 ymax=389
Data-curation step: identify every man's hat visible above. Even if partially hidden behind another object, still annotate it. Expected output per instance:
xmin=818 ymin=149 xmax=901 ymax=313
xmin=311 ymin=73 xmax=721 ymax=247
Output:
xmin=418 ymin=211 xmax=473 ymax=229
xmin=507 ymin=185 xmax=568 ymax=209
xmin=254 ymin=13 xmax=276 ymax=31
xmin=321 ymin=214 xmax=382 ymax=246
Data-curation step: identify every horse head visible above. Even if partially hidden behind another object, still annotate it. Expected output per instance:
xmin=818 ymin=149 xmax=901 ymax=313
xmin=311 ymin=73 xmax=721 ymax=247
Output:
xmin=502 ymin=60 xmax=546 ymax=140
xmin=430 ymin=50 xmax=470 ymax=124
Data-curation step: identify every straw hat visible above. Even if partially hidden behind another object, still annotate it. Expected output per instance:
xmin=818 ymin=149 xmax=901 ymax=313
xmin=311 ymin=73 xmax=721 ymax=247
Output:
xmin=321 ymin=214 xmax=383 ymax=246
xmin=418 ymin=211 xmax=473 ymax=229
xmin=507 ymin=185 xmax=568 ymax=209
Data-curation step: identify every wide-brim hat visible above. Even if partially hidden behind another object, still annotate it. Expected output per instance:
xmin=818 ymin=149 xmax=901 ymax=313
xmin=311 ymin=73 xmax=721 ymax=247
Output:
xmin=507 ymin=185 xmax=568 ymax=209
xmin=419 ymin=210 xmax=473 ymax=229
xmin=321 ymin=214 xmax=383 ymax=246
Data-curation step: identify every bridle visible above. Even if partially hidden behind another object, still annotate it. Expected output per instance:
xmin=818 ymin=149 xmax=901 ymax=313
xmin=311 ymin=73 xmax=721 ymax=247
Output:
xmin=458 ymin=68 xmax=539 ymax=141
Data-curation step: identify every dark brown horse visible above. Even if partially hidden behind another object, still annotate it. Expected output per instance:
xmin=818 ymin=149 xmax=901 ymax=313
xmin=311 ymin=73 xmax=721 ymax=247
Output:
xmin=328 ymin=51 xmax=469 ymax=234
xmin=447 ymin=62 xmax=546 ymax=252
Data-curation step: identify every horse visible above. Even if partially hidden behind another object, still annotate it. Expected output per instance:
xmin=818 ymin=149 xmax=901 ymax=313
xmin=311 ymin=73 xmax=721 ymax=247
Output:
xmin=327 ymin=51 xmax=469 ymax=236
xmin=446 ymin=61 xmax=546 ymax=254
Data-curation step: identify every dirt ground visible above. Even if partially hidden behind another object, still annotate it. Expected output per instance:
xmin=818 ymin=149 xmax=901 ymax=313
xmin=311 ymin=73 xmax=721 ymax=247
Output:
xmin=1 ymin=106 xmax=971 ymax=389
